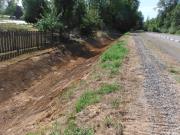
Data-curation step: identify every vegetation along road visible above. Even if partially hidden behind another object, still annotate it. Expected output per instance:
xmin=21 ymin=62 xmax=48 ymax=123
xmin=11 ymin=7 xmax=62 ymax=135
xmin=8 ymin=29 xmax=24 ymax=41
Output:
xmin=124 ymin=32 xmax=180 ymax=134
xmin=0 ymin=0 xmax=180 ymax=134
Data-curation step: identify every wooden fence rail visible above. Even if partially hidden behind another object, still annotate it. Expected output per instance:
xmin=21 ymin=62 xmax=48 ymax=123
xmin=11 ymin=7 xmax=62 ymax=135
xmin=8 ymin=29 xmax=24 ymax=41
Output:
xmin=0 ymin=31 xmax=61 ymax=61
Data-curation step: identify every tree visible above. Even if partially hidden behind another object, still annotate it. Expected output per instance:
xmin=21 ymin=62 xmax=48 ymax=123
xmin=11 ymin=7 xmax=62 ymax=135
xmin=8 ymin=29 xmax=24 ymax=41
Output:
xmin=145 ymin=0 xmax=180 ymax=34
xmin=5 ymin=0 xmax=16 ymax=16
xmin=36 ymin=2 xmax=63 ymax=31
xmin=0 ymin=0 xmax=5 ymax=13
xmin=35 ymin=0 xmax=143 ymax=34
xmin=23 ymin=0 xmax=47 ymax=23
xmin=53 ymin=0 xmax=76 ymax=29
xmin=13 ymin=5 xmax=23 ymax=19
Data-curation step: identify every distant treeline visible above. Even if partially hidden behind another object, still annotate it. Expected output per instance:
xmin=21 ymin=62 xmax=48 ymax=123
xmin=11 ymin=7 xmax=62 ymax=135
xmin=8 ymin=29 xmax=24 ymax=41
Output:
xmin=144 ymin=0 xmax=180 ymax=34
xmin=0 ymin=0 xmax=144 ymax=35
xmin=22 ymin=0 xmax=143 ymax=35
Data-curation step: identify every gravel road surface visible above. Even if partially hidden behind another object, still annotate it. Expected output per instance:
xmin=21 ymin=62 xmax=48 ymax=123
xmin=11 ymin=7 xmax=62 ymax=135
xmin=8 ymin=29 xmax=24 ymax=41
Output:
xmin=145 ymin=33 xmax=180 ymax=62
xmin=124 ymin=33 xmax=180 ymax=135
xmin=147 ymin=32 xmax=180 ymax=43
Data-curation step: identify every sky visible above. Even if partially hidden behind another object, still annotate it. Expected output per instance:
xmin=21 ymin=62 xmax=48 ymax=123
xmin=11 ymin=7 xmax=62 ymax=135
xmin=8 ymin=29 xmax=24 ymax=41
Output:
xmin=139 ymin=0 xmax=159 ymax=20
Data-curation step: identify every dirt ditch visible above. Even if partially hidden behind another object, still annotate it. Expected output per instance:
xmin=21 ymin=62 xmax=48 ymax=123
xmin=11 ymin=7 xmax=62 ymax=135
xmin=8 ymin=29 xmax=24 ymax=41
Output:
xmin=0 ymin=32 xmax=117 ymax=135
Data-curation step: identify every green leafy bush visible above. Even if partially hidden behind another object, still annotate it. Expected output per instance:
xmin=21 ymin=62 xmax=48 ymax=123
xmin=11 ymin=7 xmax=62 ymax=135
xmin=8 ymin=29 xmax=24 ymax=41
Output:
xmin=80 ymin=9 xmax=102 ymax=35
xmin=36 ymin=4 xmax=63 ymax=32
xmin=169 ymin=26 xmax=176 ymax=34
xmin=160 ymin=27 xmax=168 ymax=33
xmin=176 ymin=30 xmax=180 ymax=35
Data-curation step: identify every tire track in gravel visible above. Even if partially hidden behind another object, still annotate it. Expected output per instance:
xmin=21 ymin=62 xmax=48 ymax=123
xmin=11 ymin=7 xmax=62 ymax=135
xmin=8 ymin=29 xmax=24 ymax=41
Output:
xmin=124 ymin=34 xmax=180 ymax=135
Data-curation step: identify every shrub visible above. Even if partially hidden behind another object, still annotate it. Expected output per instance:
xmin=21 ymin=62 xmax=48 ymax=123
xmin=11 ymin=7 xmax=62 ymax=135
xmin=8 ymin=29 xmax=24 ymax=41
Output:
xmin=176 ymin=30 xmax=180 ymax=35
xmin=169 ymin=26 xmax=176 ymax=34
xmin=80 ymin=9 xmax=102 ymax=35
xmin=160 ymin=27 xmax=168 ymax=33
xmin=36 ymin=4 xmax=63 ymax=32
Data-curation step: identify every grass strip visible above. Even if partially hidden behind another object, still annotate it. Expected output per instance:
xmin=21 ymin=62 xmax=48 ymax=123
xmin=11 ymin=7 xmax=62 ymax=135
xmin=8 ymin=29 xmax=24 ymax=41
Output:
xmin=76 ymin=84 xmax=120 ymax=113
xmin=101 ymin=41 xmax=128 ymax=74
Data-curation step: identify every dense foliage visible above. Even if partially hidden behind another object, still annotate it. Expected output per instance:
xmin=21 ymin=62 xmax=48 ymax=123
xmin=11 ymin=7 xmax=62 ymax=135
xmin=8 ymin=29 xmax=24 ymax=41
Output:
xmin=0 ymin=0 xmax=23 ymax=19
xmin=22 ymin=0 xmax=47 ymax=23
xmin=1 ymin=0 xmax=143 ymax=34
xmin=36 ymin=3 xmax=63 ymax=31
xmin=34 ymin=0 xmax=143 ymax=34
xmin=144 ymin=0 xmax=180 ymax=34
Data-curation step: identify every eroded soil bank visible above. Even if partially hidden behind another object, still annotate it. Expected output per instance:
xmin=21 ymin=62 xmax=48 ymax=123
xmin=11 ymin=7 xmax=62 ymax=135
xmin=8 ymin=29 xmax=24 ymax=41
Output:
xmin=0 ymin=32 xmax=118 ymax=135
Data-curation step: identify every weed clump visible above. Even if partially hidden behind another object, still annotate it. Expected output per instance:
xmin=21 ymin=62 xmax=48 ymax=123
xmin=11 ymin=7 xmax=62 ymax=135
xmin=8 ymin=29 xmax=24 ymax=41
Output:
xmin=101 ymin=41 xmax=128 ymax=74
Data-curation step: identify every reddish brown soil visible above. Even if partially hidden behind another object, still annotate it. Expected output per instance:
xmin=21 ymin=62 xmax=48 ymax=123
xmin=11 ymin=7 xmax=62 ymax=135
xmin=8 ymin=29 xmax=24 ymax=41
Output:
xmin=0 ymin=32 xmax=116 ymax=135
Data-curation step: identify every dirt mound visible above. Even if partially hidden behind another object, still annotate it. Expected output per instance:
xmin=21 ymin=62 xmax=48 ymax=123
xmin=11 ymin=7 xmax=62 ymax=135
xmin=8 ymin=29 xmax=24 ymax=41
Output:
xmin=0 ymin=31 xmax=117 ymax=135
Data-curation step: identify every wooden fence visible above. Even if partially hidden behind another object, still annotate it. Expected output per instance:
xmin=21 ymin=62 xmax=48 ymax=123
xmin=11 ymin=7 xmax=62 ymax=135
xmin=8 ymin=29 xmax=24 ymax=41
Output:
xmin=0 ymin=31 xmax=61 ymax=61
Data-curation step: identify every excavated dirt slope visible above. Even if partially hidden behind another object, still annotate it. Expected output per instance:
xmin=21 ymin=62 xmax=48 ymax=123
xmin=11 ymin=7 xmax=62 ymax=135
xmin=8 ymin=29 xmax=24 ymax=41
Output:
xmin=0 ymin=32 xmax=117 ymax=135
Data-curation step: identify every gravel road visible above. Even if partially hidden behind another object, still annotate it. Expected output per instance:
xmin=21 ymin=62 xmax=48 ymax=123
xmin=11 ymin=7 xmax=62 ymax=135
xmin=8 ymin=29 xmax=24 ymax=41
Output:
xmin=147 ymin=32 xmax=180 ymax=43
xmin=124 ymin=33 xmax=180 ymax=135
xmin=145 ymin=33 xmax=180 ymax=62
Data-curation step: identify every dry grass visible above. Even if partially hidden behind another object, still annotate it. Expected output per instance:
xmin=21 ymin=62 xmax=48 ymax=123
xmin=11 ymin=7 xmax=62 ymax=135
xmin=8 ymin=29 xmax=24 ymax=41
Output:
xmin=0 ymin=23 xmax=37 ymax=31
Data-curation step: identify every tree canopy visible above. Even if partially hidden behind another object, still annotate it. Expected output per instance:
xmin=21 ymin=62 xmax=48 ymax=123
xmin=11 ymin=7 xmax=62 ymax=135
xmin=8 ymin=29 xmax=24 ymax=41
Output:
xmin=144 ymin=0 xmax=180 ymax=34
xmin=22 ymin=0 xmax=143 ymax=34
xmin=23 ymin=0 xmax=47 ymax=23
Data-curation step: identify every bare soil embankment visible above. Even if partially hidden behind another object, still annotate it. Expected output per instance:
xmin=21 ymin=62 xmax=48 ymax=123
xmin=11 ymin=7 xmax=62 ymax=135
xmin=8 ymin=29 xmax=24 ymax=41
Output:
xmin=0 ymin=32 xmax=117 ymax=135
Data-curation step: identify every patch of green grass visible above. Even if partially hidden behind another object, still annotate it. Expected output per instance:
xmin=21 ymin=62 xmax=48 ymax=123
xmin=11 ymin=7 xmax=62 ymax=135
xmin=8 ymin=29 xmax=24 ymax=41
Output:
xmin=97 ymin=84 xmax=119 ymax=95
xmin=48 ymin=121 xmax=94 ymax=135
xmin=76 ymin=84 xmax=120 ymax=112
xmin=170 ymin=68 xmax=180 ymax=74
xmin=76 ymin=91 xmax=100 ymax=113
xmin=64 ymin=121 xmax=94 ymax=135
xmin=101 ymin=41 xmax=128 ymax=74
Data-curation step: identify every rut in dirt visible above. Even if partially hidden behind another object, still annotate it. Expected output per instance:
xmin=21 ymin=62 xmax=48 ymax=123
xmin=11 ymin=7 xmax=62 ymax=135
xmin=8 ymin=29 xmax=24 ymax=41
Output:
xmin=124 ymin=34 xmax=180 ymax=135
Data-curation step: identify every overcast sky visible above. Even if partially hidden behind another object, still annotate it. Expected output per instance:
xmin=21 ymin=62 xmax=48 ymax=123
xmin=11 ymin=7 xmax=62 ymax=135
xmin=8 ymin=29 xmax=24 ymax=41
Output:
xmin=139 ymin=0 xmax=159 ymax=20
